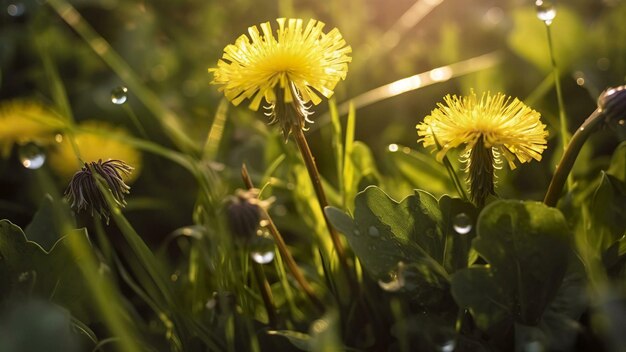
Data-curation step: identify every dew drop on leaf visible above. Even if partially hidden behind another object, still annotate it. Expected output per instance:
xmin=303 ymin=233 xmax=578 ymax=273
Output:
xmin=453 ymin=213 xmax=472 ymax=234
xmin=18 ymin=143 xmax=45 ymax=169
xmin=378 ymin=262 xmax=405 ymax=292
xmin=111 ymin=86 xmax=129 ymax=104
xmin=368 ymin=226 xmax=380 ymax=237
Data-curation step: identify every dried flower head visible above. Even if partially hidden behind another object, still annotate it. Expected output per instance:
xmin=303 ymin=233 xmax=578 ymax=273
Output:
xmin=0 ymin=100 xmax=63 ymax=158
xmin=210 ymin=18 xmax=351 ymax=137
xmin=65 ymin=159 xmax=133 ymax=223
xmin=225 ymin=189 xmax=273 ymax=243
xmin=416 ymin=91 xmax=548 ymax=206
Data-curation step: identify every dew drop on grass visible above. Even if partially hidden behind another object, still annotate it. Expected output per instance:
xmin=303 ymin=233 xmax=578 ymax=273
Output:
xmin=453 ymin=213 xmax=472 ymax=234
xmin=535 ymin=0 xmax=556 ymax=25
xmin=368 ymin=226 xmax=380 ymax=237
xmin=111 ymin=86 xmax=128 ymax=104
xmin=249 ymin=235 xmax=275 ymax=264
xmin=18 ymin=143 xmax=45 ymax=169
xmin=378 ymin=262 xmax=405 ymax=292
xmin=388 ymin=144 xmax=399 ymax=152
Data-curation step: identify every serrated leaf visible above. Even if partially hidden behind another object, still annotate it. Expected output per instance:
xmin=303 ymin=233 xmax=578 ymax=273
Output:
xmin=25 ymin=195 xmax=75 ymax=252
xmin=0 ymin=220 xmax=93 ymax=322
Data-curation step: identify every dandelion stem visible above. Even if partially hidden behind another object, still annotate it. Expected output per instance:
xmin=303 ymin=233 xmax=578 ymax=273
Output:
xmin=241 ymin=164 xmax=325 ymax=312
xmin=292 ymin=128 xmax=359 ymax=295
xmin=544 ymin=108 xmax=603 ymax=206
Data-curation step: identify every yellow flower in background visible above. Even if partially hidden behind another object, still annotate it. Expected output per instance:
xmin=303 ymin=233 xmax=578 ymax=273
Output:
xmin=49 ymin=121 xmax=142 ymax=183
xmin=0 ymin=100 xmax=64 ymax=158
xmin=209 ymin=18 xmax=352 ymax=112
xmin=416 ymin=91 xmax=548 ymax=206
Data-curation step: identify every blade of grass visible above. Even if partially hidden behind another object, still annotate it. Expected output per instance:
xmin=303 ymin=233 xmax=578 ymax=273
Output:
xmin=203 ymin=99 xmax=229 ymax=161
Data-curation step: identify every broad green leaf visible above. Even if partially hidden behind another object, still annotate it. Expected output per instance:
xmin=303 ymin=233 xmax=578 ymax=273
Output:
xmin=326 ymin=186 xmax=481 ymax=303
xmin=24 ymin=195 xmax=75 ymax=252
xmin=474 ymin=200 xmax=572 ymax=325
xmin=451 ymin=267 xmax=511 ymax=331
xmin=0 ymin=220 xmax=93 ymax=322
xmin=507 ymin=6 xmax=586 ymax=72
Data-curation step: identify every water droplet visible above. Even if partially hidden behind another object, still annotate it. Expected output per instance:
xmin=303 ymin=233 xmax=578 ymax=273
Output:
xmin=54 ymin=133 xmax=63 ymax=143
xmin=618 ymin=119 xmax=625 ymax=126
xmin=111 ymin=86 xmax=128 ymax=104
xmin=535 ymin=0 xmax=556 ymax=25
xmin=7 ymin=2 xmax=25 ymax=17
xmin=388 ymin=144 xmax=399 ymax=152
xmin=579 ymin=127 xmax=585 ymax=131
xmin=453 ymin=213 xmax=472 ymax=234
xmin=18 ymin=143 xmax=45 ymax=169
xmin=249 ymin=235 xmax=275 ymax=264
xmin=437 ymin=340 xmax=456 ymax=352
xmin=170 ymin=272 xmax=179 ymax=282
xmin=353 ymin=229 xmax=361 ymax=236
xmin=368 ymin=226 xmax=380 ymax=237
xmin=378 ymin=262 xmax=405 ymax=292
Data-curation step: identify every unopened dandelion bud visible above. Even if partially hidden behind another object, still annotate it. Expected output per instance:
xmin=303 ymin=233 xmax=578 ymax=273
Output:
xmin=598 ymin=85 xmax=626 ymax=124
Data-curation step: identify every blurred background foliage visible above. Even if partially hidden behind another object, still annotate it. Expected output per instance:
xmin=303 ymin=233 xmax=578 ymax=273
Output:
xmin=0 ymin=0 xmax=625 ymax=350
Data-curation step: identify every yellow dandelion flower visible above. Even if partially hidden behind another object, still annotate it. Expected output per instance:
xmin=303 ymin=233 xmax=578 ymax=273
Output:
xmin=209 ymin=18 xmax=351 ymax=136
xmin=0 ymin=100 xmax=64 ymax=158
xmin=416 ymin=91 xmax=548 ymax=206
xmin=49 ymin=121 xmax=142 ymax=183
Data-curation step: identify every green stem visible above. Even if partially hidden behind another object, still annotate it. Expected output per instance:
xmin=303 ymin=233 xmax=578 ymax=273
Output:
xmin=544 ymin=108 xmax=604 ymax=206
xmin=241 ymin=164 xmax=325 ymax=312
xmin=292 ymin=127 xmax=359 ymax=295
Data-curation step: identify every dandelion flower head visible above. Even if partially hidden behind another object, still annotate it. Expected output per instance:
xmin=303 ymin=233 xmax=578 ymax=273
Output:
xmin=416 ymin=91 xmax=548 ymax=170
xmin=0 ymin=99 xmax=64 ymax=158
xmin=49 ymin=121 xmax=142 ymax=183
xmin=209 ymin=18 xmax=352 ymax=111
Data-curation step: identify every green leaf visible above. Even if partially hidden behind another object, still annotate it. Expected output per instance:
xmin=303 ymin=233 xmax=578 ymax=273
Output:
xmin=473 ymin=200 xmax=572 ymax=325
xmin=0 ymin=220 xmax=93 ymax=322
xmin=507 ymin=6 xmax=586 ymax=72
xmin=24 ymin=195 xmax=74 ymax=252
xmin=451 ymin=267 xmax=511 ymax=331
